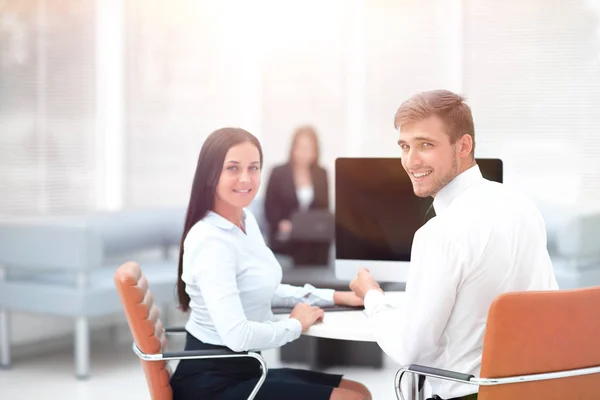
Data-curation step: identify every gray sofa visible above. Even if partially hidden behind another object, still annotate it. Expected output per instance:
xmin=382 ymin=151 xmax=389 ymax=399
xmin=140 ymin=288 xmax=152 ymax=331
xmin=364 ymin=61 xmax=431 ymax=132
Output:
xmin=0 ymin=207 xmax=185 ymax=378
xmin=539 ymin=205 xmax=600 ymax=289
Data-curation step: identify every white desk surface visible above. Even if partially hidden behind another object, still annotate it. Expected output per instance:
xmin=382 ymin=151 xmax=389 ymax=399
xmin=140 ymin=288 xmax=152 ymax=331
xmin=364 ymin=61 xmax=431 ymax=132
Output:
xmin=275 ymin=291 xmax=405 ymax=342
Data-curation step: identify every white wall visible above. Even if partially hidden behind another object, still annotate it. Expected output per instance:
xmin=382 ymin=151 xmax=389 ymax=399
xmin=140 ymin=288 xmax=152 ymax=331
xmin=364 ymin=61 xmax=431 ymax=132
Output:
xmin=123 ymin=0 xmax=600 ymax=211
xmin=3 ymin=0 xmax=600 ymax=350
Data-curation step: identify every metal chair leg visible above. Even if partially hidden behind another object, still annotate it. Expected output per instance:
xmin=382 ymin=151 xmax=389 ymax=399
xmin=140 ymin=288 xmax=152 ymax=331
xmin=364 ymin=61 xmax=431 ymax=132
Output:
xmin=75 ymin=316 xmax=90 ymax=379
xmin=415 ymin=374 xmax=425 ymax=400
xmin=407 ymin=373 xmax=419 ymax=399
xmin=160 ymin=304 xmax=170 ymax=328
xmin=0 ymin=309 xmax=10 ymax=369
xmin=395 ymin=370 xmax=426 ymax=400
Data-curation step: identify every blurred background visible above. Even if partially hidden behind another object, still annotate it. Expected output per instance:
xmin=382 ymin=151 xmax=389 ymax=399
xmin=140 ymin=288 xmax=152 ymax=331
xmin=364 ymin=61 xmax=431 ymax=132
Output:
xmin=1 ymin=0 xmax=600 ymax=399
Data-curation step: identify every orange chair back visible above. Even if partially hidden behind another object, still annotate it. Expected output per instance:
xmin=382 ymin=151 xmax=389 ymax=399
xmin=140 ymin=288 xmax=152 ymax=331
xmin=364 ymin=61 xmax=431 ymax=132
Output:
xmin=114 ymin=261 xmax=172 ymax=400
xmin=479 ymin=286 xmax=600 ymax=400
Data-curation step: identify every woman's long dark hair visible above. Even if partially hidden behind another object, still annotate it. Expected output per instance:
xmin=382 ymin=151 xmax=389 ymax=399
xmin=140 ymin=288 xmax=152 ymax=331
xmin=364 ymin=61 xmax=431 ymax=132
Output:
xmin=177 ymin=127 xmax=263 ymax=312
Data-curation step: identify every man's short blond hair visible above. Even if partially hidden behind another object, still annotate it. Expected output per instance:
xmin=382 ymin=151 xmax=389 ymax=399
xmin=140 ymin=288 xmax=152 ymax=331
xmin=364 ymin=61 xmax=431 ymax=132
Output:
xmin=394 ymin=89 xmax=475 ymax=155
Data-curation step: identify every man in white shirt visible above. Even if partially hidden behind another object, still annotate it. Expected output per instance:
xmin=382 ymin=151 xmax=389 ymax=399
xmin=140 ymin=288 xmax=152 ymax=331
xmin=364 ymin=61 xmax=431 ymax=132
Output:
xmin=349 ymin=90 xmax=558 ymax=400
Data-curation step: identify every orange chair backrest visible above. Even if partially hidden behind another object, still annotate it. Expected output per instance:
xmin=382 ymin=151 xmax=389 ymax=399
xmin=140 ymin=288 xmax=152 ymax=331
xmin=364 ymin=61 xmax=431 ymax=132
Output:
xmin=479 ymin=286 xmax=600 ymax=400
xmin=114 ymin=261 xmax=172 ymax=400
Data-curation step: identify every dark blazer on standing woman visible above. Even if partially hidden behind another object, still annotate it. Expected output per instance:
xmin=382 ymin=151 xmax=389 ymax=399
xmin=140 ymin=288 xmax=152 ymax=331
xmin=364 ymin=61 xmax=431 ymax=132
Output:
xmin=264 ymin=163 xmax=330 ymax=263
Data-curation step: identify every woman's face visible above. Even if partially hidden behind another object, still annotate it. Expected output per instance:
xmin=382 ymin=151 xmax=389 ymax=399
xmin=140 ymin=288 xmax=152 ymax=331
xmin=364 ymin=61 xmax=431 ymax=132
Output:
xmin=292 ymin=134 xmax=317 ymax=167
xmin=215 ymin=141 xmax=261 ymax=210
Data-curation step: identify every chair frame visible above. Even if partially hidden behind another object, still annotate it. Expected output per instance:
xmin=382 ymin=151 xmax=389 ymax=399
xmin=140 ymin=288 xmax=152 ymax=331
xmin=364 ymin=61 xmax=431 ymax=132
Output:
xmin=132 ymin=327 xmax=269 ymax=400
xmin=394 ymin=363 xmax=600 ymax=400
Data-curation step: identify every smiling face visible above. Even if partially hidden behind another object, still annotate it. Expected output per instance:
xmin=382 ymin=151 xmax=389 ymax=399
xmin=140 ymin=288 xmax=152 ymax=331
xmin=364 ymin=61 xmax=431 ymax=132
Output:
xmin=398 ymin=115 xmax=472 ymax=198
xmin=214 ymin=141 xmax=261 ymax=211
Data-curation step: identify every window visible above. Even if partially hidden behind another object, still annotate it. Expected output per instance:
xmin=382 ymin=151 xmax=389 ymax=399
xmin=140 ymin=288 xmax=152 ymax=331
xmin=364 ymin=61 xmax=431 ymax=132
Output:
xmin=0 ymin=0 xmax=96 ymax=217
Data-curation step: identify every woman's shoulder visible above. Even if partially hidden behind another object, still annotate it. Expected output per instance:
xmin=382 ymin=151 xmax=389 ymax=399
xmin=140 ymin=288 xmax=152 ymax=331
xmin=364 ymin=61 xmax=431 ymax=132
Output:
xmin=316 ymin=165 xmax=328 ymax=174
xmin=184 ymin=214 xmax=231 ymax=250
xmin=243 ymin=208 xmax=262 ymax=230
xmin=312 ymin=165 xmax=328 ymax=180
xmin=270 ymin=163 xmax=291 ymax=176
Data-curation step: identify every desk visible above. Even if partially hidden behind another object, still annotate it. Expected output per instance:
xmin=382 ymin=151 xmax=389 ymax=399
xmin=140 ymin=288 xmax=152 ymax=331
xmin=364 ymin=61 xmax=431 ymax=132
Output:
xmin=278 ymin=261 xmax=405 ymax=368
xmin=280 ymin=261 xmax=406 ymax=292
xmin=275 ymin=292 xmax=405 ymax=342
xmin=275 ymin=291 xmax=422 ymax=398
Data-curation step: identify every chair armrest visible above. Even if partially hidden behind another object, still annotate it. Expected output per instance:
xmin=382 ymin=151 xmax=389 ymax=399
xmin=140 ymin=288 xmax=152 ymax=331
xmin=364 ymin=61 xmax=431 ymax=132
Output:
xmin=162 ymin=349 xmax=238 ymax=358
xmin=395 ymin=364 xmax=474 ymax=400
xmin=164 ymin=326 xmax=186 ymax=334
xmin=408 ymin=364 xmax=474 ymax=383
xmin=408 ymin=363 xmax=600 ymax=386
xmin=395 ymin=363 xmax=600 ymax=399
xmin=132 ymin=343 xmax=269 ymax=400
xmin=132 ymin=342 xmax=266 ymax=365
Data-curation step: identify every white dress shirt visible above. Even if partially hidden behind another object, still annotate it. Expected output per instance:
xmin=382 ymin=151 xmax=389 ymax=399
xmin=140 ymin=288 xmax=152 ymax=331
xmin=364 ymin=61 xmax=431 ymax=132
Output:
xmin=364 ymin=164 xmax=558 ymax=399
xmin=182 ymin=209 xmax=334 ymax=352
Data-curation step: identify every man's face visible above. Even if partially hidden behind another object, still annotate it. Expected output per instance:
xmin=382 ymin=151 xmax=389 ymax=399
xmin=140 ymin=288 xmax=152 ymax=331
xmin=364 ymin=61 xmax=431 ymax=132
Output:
xmin=398 ymin=115 xmax=462 ymax=198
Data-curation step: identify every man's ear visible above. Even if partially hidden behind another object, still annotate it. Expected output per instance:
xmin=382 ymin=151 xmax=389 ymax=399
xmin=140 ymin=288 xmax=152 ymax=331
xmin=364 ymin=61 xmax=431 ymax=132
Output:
xmin=459 ymin=134 xmax=473 ymax=158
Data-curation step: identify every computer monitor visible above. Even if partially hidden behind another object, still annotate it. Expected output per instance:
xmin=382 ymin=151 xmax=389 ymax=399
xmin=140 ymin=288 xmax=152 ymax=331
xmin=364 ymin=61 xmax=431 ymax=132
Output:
xmin=334 ymin=158 xmax=503 ymax=282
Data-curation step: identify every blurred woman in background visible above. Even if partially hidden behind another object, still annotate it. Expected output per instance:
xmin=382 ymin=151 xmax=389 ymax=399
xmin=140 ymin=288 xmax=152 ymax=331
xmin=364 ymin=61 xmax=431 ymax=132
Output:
xmin=264 ymin=125 xmax=332 ymax=266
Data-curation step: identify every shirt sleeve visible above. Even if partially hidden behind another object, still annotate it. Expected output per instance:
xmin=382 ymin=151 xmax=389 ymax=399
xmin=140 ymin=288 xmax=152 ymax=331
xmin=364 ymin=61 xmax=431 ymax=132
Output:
xmin=364 ymin=225 xmax=464 ymax=366
xmin=271 ymin=284 xmax=335 ymax=308
xmin=186 ymin=236 xmax=302 ymax=352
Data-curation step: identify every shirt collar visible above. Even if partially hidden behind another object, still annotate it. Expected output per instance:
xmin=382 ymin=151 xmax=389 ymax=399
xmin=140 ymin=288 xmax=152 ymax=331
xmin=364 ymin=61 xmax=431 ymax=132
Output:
xmin=204 ymin=209 xmax=247 ymax=230
xmin=433 ymin=164 xmax=483 ymax=216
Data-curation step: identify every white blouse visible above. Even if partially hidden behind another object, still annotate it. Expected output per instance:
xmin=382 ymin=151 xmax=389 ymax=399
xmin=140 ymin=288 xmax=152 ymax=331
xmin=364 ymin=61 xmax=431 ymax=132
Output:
xmin=181 ymin=209 xmax=334 ymax=352
xmin=296 ymin=185 xmax=314 ymax=211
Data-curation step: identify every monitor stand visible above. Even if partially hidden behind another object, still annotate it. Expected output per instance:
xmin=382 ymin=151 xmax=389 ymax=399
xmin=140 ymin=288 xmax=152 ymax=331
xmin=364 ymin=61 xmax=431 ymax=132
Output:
xmin=335 ymin=259 xmax=410 ymax=282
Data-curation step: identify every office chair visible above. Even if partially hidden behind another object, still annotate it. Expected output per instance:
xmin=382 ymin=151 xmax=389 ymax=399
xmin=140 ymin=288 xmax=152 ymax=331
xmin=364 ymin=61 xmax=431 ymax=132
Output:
xmin=395 ymin=286 xmax=600 ymax=400
xmin=114 ymin=261 xmax=267 ymax=400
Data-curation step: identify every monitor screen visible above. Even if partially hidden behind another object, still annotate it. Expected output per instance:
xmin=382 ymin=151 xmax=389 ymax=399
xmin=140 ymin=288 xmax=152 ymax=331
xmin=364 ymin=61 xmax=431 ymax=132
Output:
xmin=335 ymin=158 xmax=503 ymax=263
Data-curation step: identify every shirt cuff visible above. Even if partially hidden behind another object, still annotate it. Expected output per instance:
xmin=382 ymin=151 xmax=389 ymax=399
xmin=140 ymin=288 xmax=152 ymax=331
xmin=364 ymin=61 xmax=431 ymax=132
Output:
xmin=364 ymin=289 xmax=387 ymax=317
xmin=285 ymin=317 xmax=303 ymax=337
xmin=309 ymin=286 xmax=335 ymax=306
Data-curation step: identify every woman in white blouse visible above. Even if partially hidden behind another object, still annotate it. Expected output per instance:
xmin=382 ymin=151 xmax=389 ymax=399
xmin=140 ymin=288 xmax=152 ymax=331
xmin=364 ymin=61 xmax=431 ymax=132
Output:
xmin=170 ymin=128 xmax=371 ymax=400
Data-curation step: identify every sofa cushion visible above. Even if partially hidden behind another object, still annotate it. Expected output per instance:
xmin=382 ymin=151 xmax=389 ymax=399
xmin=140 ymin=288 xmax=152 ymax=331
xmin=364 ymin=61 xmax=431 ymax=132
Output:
xmin=16 ymin=259 xmax=177 ymax=289
xmin=85 ymin=208 xmax=185 ymax=254
xmin=1 ymin=260 xmax=179 ymax=317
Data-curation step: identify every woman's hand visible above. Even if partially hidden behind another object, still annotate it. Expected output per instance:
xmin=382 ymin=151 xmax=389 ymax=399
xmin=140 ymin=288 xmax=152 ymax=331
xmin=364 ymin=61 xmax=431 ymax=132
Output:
xmin=278 ymin=219 xmax=293 ymax=234
xmin=333 ymin=291 xmax=365 ymax=307
xmin=289 ymin=303 xmax=325 ymax=332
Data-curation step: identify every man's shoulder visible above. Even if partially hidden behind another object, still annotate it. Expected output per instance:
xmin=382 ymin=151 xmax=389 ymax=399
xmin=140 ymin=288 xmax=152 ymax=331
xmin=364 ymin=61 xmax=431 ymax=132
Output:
xmin=450 ymin=180 xmax=545 ymax=235
xmin=415 ymin=217 xmax=462 ymax=243
xmin=468 ymin=179 xmax=538 ymax=212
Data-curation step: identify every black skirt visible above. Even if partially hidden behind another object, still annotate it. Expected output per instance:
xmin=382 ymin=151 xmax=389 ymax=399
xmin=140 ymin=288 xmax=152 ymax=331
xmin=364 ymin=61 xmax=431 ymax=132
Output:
xmin=170 ymin=332 xmax=343 ymax=400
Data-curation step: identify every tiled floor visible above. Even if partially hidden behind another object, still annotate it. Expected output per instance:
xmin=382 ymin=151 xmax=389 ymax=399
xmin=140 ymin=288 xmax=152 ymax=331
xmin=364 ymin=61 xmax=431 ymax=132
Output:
xmin=0 ymin=341 xmax=407 ymax=399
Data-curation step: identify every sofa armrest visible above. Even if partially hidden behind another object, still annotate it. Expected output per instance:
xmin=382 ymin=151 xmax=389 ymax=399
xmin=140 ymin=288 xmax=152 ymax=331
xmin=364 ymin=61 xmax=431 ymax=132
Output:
xmin=0 ymin=219 xmax=103 ymax=271
xmin=557 ymin=212 xmax=600 ymax=259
